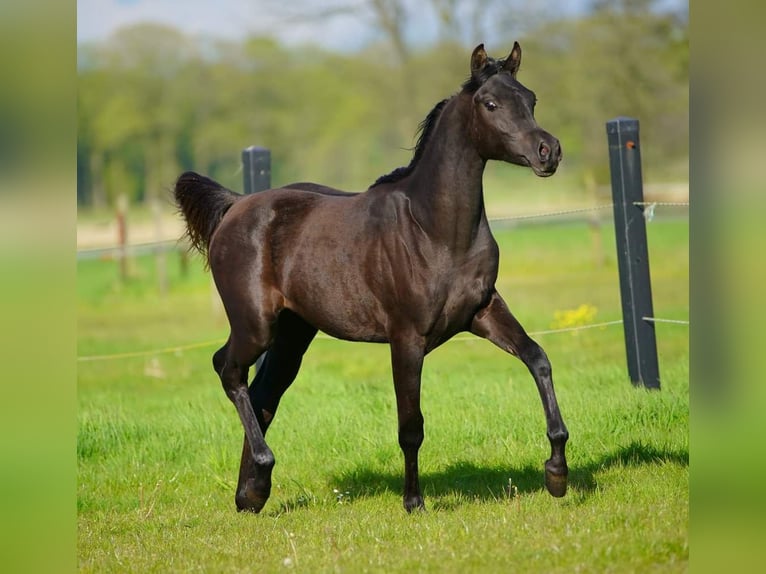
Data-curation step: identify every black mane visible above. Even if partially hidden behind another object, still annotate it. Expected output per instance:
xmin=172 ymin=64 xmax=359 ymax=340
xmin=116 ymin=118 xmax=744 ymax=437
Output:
xmin=370 ymin=56 xmax=506 ymax=189
xmin=370 ymin=99 xmax=449 ymax=188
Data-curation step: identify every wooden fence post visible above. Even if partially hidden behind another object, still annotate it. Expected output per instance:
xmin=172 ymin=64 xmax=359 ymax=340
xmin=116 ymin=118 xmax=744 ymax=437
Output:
xmin=116 ymin=193 xmax=128 ymax=283
xmin=606 ymin=117 xmax=661 ymax=389
xmin=152 ymin=198 xmax=168 ymax=297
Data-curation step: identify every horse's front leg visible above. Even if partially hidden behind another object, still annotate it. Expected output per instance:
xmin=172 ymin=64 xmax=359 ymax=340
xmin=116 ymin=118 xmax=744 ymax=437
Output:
xmin=470 ymin=290 xmax=569 ymax=497
xmin=390 ymin=334 xmax=427 ymax=512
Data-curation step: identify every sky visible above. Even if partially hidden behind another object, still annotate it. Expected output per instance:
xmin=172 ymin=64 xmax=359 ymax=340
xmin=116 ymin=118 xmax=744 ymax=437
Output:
xmin=78 ymin=0 xmax=687 ymax=52
xmin=78 ymin=0 xmax=369 ymax=50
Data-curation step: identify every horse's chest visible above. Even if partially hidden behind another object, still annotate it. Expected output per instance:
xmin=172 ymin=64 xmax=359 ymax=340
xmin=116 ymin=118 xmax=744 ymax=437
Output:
xmin=441 ymin=270 xmax=490 ymax=315
xmin=424 ymin=255 xmax=495 ymax=327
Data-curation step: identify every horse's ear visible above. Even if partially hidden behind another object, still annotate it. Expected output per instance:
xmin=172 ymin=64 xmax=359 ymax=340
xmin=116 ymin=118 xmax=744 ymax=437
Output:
xmin=470 ymin=43 xmax=488 ymax=78
xmin=502 ymin=41 xmax=522 ymax=78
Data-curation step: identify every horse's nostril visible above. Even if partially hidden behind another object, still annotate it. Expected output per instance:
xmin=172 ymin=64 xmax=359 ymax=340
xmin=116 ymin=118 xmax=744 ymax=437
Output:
xmin=539 ymin=142 xmax=550 ymax=160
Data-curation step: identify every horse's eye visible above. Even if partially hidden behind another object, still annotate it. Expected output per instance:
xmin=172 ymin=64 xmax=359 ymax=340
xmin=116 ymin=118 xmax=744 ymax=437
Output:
xmin=484 ymin=101 xmax=497 ymax=111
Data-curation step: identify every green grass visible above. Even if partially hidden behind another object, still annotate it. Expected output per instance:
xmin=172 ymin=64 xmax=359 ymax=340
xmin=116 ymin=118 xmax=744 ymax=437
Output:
xmin=78 ymin=217 xmax=688 ymax=572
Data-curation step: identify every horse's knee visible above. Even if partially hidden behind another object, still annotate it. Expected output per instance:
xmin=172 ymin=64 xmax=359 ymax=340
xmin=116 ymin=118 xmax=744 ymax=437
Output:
xmin=522 ymin=342 xmax=551 ymax=379
xmin=399 ymin=431 xmax=424 ymax=452
xmin=398 ymin=414 xmax=424 ymax=451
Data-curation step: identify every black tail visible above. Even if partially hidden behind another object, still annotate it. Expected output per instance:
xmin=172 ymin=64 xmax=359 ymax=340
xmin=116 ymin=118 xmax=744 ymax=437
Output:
xmin=174 ymin=171 xmax=241 ymax=258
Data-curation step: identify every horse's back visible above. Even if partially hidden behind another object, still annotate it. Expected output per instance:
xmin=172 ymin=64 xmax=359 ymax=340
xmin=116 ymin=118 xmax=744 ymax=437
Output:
xmin=279 ymin=182 xmax=360 ymax=197
xmin=216 ymin=184 xmax=352 ymax=230
xmin=214 ymin=183 xmax=407 ymax=250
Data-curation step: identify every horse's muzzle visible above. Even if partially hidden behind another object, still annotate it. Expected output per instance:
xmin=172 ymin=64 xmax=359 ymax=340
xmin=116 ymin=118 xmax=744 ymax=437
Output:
xmin=533 ymin=136 xmax=562 ymax=177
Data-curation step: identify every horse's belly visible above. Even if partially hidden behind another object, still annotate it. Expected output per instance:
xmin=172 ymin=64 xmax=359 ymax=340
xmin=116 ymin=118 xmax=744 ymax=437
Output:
xmin=282 ymin=271 xmax=390 ymax=343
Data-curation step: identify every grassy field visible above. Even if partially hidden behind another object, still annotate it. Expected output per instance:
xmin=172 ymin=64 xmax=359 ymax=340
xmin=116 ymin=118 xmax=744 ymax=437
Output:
xmin=77 ymin=216 xmax=688 ymax=572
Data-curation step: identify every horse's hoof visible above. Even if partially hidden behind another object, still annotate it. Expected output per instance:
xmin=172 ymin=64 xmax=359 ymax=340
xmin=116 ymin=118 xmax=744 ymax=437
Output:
xmin=544 ymin=469 xmax=568 ymax=497
xmin=235 ymin=479 xmax=271 ymax=513
xmin=404 ymin=496 xmax=426 ymax=513
xmin=235 ymin=491 xmax=269 ymax=513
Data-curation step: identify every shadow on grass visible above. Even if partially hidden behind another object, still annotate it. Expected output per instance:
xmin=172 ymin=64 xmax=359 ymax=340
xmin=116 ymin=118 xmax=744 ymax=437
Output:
xmin=324 ymin=441 xmax=688 ymax=509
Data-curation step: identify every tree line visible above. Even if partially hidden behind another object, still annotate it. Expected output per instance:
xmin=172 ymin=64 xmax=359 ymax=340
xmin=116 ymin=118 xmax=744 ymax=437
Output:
xmin=77 ymin=2 xmax=687 ymax=208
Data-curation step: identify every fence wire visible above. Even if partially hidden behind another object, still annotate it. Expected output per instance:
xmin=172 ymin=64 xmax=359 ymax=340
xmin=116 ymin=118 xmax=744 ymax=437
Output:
xmin=643 ymin=317 xmax=690 ymax=325
xmin=488 ymin=204 xmax=615 ymax=224
xmin=77 ymin=200 xmax=689 ymax=259
xmin=77 ymin=200 xmax=688 ymax=363
xmin=77 ymin=316 xmax=690 ymax=363
xmin=78 ymin=321 xmax=625 ymax=363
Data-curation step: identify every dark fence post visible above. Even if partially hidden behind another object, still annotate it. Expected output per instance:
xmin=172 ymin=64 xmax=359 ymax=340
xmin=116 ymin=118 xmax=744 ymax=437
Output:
xmin=242 ymin=146 xmax=271 ymax=195
xmin=242 ymin=146 xmax=271 ymax=371
xmin=606 ymin=117 xmax=661 ymax=389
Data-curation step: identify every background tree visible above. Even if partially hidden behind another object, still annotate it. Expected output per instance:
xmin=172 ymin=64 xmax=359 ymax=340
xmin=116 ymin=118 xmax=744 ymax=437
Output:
xmin=76 ymin=2 xmax=688 ymax=209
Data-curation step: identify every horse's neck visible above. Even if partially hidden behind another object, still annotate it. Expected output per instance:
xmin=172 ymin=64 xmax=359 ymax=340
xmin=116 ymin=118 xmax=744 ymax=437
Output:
xmin=405 ymin=93 xmax=487 ymax=251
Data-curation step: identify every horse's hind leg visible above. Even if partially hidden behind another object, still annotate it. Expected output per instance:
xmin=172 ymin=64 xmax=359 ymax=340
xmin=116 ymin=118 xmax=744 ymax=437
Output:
xmin=250 ymin=311 xmax=317 ymax=431
xmin=214 ymin=333 xmax=275 ymax=513
xmin=236 ymin=311 xmax=317 ymax=506
xmin=470 ymin=291 xmax=569 ymax=497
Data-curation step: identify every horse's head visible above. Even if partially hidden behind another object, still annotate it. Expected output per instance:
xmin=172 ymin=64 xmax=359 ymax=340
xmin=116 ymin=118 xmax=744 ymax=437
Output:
xmin=468 ymin=43 xmax=562 ymax=177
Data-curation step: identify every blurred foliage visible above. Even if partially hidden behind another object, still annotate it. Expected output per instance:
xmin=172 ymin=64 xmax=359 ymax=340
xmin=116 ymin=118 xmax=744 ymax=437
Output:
xmin=76 ymin=3 xmax=687 ymax=208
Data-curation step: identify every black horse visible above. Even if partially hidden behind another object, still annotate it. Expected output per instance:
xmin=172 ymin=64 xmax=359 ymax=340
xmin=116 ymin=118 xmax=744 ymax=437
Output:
xmin=175 ymin=43 xmax=568 ymax=513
